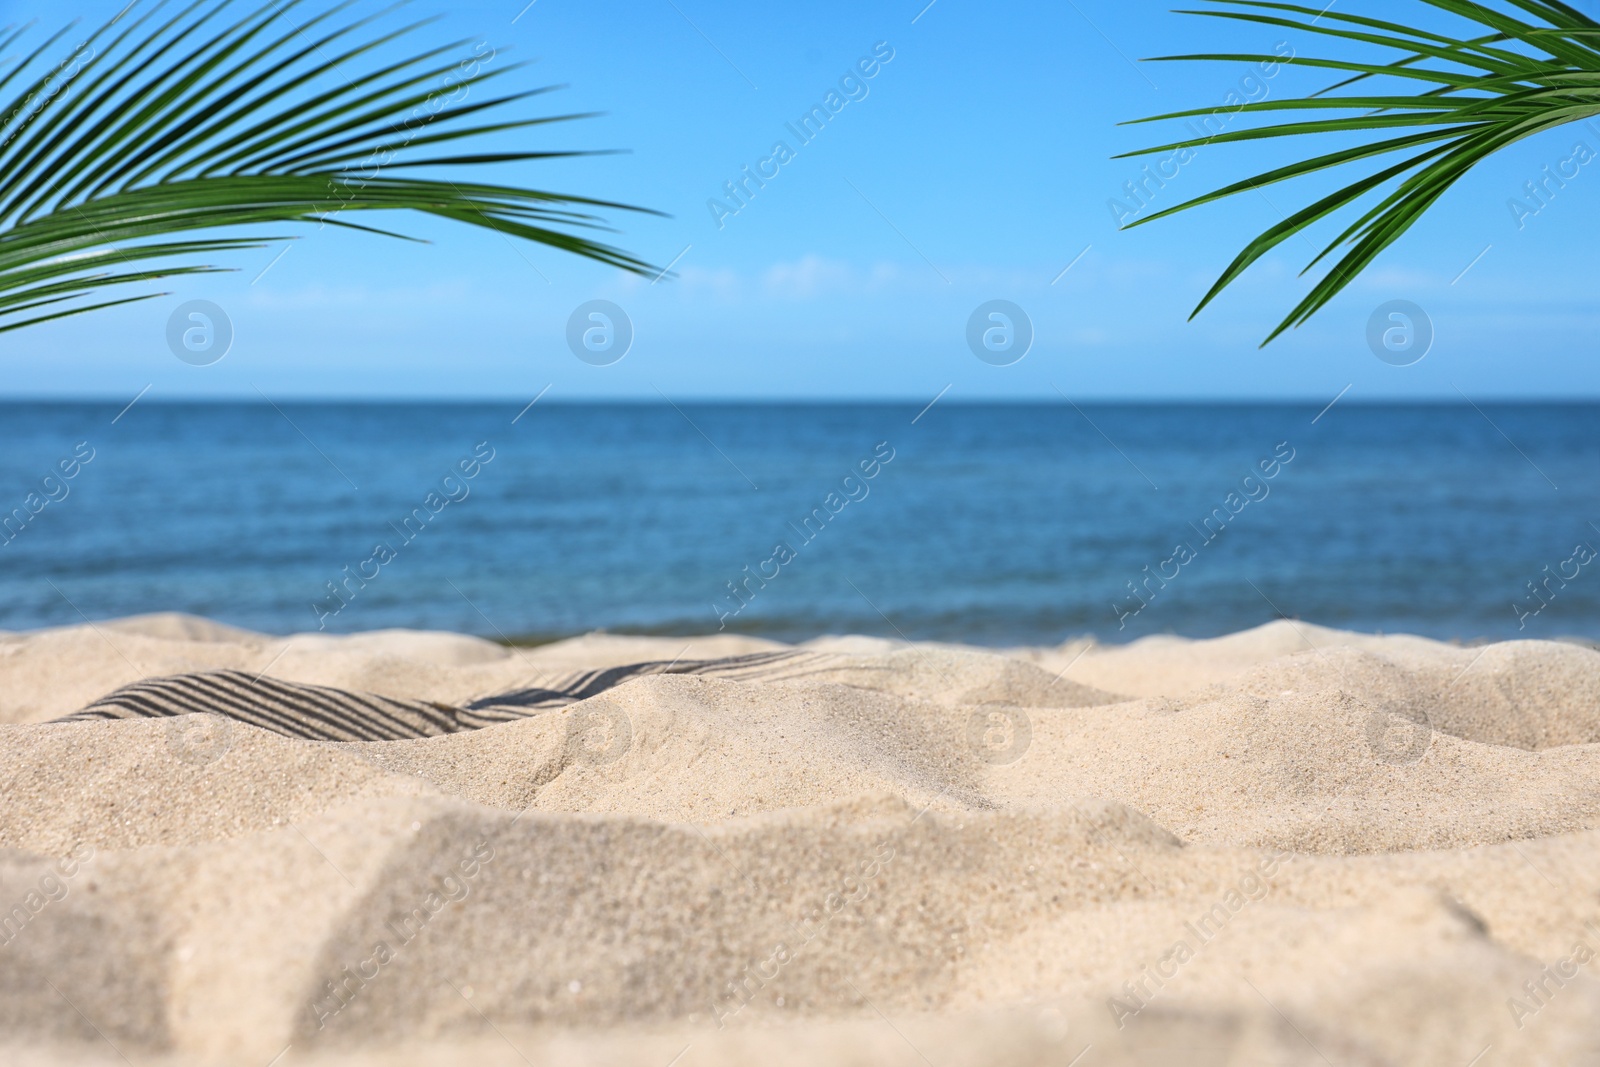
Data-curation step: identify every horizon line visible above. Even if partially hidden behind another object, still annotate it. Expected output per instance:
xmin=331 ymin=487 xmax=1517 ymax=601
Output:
xmin=2 ymin=394 xmax=1599 ymax=406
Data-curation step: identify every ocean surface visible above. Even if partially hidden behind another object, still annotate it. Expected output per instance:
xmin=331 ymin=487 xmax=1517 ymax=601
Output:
xmin=1 ymin=401 xmax=1595 ymax=645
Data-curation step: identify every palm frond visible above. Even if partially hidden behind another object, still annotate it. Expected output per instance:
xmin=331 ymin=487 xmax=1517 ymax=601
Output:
xmin=1123 ymin=0 xmax=1600 ymax=345
xmin=0 ymin=0 xmax=661 ymax=334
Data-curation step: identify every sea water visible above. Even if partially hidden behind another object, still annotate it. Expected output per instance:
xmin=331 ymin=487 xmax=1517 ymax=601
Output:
xmin=0 ymin=400 xmax=1594 ymax=644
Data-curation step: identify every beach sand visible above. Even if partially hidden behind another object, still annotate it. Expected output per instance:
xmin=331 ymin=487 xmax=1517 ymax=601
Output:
xmin=4 ymin=615 xmax=1600 ymax=1065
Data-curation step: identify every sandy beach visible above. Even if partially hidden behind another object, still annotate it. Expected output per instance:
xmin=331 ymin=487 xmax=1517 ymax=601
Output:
xmin=3 ymin=614 xmax=1598 ymax=1066
xmin=5 ymin=0 xmax=1597 ymax=1060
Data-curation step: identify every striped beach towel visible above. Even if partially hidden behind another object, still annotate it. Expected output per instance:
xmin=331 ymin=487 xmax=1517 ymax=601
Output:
xmin=53 ymin=650 xmax=823 ymax=742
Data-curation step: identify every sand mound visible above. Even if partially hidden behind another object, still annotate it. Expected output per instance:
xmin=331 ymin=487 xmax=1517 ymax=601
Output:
xmin=283 ymin=629 xmax=515 ymax=667
xmin=352 ymin=675 xmax=982 ymax=821
xmin=0 ymin=717 xmax=436 ymax=853
xmin=1052 ymin=619 xmax=1461 ymax=698
xmin=775 ymin=647 xmax=1125 ymax=708
xmin=96 ymin=611 xmax=267 ymax=644
xmin=7 ymin=618 xmax=1600 ymax=1065
xmin=1223 ymin=641 xmax=1600 ymax=750
xmin=6 ymin=793 xmax=1600 ymax=1066
xmin=518 ymin=631 xmax=788 ymax=671
xmin=991 ymin=686 xmax=1600 ymax=852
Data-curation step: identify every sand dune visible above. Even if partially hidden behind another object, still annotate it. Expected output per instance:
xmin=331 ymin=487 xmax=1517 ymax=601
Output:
xmin=5 ymin=616 xmax=1600 ymax=1065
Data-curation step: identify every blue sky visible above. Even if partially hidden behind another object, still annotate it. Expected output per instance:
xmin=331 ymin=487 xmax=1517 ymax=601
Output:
xmin=6 ymin=0 xmax=1600 ymax=400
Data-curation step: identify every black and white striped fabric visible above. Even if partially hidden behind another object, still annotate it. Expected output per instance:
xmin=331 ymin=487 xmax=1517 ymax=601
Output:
xmin=56 ymin=670 xmax=510 ymax=742
xmin=54 ymin=650 xmax=821 ymax=742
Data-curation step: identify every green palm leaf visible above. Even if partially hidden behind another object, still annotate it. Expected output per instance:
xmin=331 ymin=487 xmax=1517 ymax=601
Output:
xmin=1122 ymin=0 xmax=1600 ymax=345
xmin=0 ymin=0 xmax=661 ymax=334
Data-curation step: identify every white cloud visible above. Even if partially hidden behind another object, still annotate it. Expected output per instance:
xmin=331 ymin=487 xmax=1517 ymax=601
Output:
xmin=760 ymin=254 xmax=855 ymax=299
